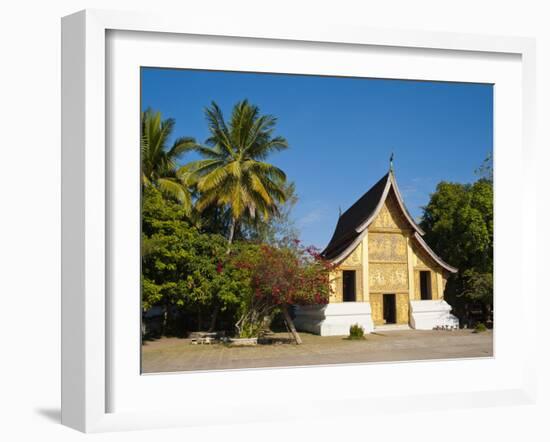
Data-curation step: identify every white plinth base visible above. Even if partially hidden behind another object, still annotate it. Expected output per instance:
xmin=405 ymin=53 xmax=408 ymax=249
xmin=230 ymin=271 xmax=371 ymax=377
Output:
xmin=409 ymin=300 xmax=459 ymax=330
xmin=294 ymin=302 xmax=375 ymax=336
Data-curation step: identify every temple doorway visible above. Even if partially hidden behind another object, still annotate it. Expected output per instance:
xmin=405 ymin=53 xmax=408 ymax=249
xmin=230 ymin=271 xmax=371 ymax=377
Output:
xmin=383 ymin=294 xmax=396 ymax=324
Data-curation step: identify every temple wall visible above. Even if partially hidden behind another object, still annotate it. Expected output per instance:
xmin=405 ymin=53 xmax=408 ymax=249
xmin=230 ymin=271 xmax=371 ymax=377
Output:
xmin=329 ymin=241 xmax=363 ymax=303
xmin=410 ymin=241 xmax=445 ymax=300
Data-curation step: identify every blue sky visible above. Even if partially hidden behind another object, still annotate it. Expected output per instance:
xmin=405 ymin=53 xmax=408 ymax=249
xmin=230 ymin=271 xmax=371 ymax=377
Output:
xmin=141 ymin=68 xmax=493 ymax=249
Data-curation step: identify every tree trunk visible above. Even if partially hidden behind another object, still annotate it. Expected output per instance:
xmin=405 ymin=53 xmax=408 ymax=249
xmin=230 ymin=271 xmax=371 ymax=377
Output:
xmin=163 ymin=300 xmax=171 ymax=336
xmin=207 ymin=305 xmax=219 ymax=332
xmin=162 ymin=308 xmax=168 ymax=336
xmin=281 ymin=304 xmax=302 ymax=345
xmin=227 ymin=217 xmax=236 ymax=252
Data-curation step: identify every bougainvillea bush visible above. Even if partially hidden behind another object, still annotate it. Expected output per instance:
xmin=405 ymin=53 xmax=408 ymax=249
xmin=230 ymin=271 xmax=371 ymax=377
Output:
xmin=233 ymin=241 xmax=334 ymax=343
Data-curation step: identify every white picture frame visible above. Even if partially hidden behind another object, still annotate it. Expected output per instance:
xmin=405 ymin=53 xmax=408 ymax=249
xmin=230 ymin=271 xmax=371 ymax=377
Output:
xmin=61 ymin=9 xmax=537 ymax=433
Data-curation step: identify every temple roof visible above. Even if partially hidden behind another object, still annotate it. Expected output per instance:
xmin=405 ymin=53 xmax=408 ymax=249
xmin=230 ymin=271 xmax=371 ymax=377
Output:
xmin=321 ymin=173 xmax=389 ymax=260
xmin=321 ymin=170 xmax=457 ymax=273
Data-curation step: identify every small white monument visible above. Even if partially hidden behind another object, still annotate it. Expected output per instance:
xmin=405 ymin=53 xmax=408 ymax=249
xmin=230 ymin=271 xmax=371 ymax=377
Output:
xmin=409 ymin=300 xmax=459 ymax=330
xmin=294 ymin=303 xmax=374 ymax=336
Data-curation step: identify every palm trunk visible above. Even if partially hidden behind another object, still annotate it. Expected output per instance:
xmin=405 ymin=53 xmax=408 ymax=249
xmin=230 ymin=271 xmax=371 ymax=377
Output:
xmin=209 ymin=218 xmax=236 ymax=333
xmin=281 ymin=304 xmax=302 ymax=345
xmin=227 ymin=217 xmax=236 ymax=251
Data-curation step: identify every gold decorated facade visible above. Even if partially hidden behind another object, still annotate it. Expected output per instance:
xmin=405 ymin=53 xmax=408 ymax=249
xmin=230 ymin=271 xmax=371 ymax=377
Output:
xmin=328 ymin=188 xmax=450 ymax=326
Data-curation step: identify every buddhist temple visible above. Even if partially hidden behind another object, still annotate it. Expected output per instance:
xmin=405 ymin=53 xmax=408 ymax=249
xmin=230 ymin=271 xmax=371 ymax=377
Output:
xmin=294 ymin=165 xmax=459 ymax=335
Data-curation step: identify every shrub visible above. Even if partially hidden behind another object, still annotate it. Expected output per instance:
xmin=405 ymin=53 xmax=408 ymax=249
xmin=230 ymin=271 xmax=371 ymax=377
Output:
xmin=237 ymin=322 xmax=265 ymax=338
xmin=473 ymin=322 xmax=487 ymax=333
xmin=233 ymin=243 xmax=334 ymax=344
xmin=348 ymin=324 xmax=365 ymax=340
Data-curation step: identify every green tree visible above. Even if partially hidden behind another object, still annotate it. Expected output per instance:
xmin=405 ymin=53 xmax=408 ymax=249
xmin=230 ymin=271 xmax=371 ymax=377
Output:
xmin=141 ymin=187 xmax=251 ymax=335
xmin=420 ymin=157 xmax=493 ymax=325
xmin=141 ymin=108 xmax=196 ymax=213
xmin=188 ymin=100 xmax=289 ymax=245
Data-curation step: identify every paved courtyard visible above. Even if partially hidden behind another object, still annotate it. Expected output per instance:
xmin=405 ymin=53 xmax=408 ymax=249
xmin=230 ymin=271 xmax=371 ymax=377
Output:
xmin=142 ymin=329 xmax=493 ymax=373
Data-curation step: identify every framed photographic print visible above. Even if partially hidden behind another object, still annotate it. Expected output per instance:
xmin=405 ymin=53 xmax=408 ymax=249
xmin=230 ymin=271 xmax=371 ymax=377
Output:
xmin=61 ymin=9 xmax=537 ymax=432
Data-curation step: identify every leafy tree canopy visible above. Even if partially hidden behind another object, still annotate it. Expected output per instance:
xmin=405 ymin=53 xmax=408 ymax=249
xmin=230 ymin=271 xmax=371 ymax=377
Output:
xmin=420 ymin=153 xmax=493 ymax=322
xmin=141 ymin=187 xmax=252 ymax=319
xmin=421 ymin=179 xmax=493 ymax=273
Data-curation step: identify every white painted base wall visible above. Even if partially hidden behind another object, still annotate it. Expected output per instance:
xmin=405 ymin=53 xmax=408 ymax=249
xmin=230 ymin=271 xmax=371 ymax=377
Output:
xmin=294 ymin=300 xmax=459 ymax=335
xmin=409 ymin=300 xmax=459 ymax=330
xmin=294 ymin=302 xmax=375 ymax=336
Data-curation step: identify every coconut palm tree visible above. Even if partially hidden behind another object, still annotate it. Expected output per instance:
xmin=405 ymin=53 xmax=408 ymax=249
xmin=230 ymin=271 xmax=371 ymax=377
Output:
xmin=141 ymin=108 xmax=196 ymax=213
xmin=188 ymin=100 xmax=289 ymax=245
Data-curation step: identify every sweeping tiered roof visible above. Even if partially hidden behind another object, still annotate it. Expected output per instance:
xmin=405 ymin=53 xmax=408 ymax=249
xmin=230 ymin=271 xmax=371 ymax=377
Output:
xmin=321 ymin=169 xmax=457 ymax=273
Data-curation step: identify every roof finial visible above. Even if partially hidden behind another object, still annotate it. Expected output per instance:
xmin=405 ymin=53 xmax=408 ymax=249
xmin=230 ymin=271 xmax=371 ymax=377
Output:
xmin=338 ymin=206 xmax=342 ymax=217
xmin=389 ymin=152 xmax=394 ymax=172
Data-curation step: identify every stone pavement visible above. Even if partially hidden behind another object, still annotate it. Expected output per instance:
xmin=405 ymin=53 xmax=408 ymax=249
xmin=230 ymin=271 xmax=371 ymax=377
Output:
xmin=141 ymin=329 xmax=493 ymax=373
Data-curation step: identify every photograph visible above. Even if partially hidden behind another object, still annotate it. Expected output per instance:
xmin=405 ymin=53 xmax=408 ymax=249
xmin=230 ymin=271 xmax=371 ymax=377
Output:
xmin=140 ymin=68 xmax=494 ymax=373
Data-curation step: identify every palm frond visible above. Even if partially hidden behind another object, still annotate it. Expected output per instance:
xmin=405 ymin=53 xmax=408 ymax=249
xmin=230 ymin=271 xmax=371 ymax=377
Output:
xmin=157 ymin=178 xmax=192 ymax=212
xmin=244 ymin=160 xmax=287 ymax=182
xmin=184 ymin=159 xmax=226 ymax=178
xmin=195 ymin=189 xmax=223 ymax=212
xmin=197 ymin=166 xmax=231 ymax=192
xmin=205 ymin=102 xmax=234 ymax=157
xmin=193 ymin=145 xmax=226 ymax=160
xmin=167 ymin=136 xmax=196 ymax=158
xmin=141 ymin=108 xmax=195 ymax=212
xmin=243 ymin=114 xmax=276 ymax=153
xmin=249 ymin=173 xmax=273 ymax=205
xmin=246 ymin=136 xmax=288 ymax=159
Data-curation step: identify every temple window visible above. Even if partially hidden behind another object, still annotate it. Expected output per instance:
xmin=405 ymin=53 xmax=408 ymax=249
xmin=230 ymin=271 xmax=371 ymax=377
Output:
xmin=420 ymin=271 xmax=432 ymax=300
xmin=342 ymin=270 xmax=356 ymax=302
